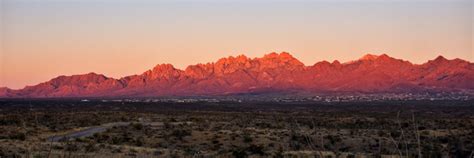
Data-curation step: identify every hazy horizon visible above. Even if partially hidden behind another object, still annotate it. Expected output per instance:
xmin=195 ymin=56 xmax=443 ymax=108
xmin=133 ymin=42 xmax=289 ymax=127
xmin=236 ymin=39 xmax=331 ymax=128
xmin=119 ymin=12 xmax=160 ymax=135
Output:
xmin=1 ymin=0 xmax=473 ymax=89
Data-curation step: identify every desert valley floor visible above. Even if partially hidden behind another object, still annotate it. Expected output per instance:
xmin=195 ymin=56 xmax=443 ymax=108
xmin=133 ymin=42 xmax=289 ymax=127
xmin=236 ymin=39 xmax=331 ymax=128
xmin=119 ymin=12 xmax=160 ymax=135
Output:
xmin=0 ymin=99 xmax=473 ymax=158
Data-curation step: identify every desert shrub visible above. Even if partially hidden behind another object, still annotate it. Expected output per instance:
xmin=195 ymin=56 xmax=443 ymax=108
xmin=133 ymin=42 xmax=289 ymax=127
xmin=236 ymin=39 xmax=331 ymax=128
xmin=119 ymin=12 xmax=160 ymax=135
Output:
xmin=134 ymin=136 xmax=145 ymax=146
xmin=170 ymin=129 xmax=191 ymax=140
xmin=9 ymin=133 xmax=26 ymax=141
xmin=184 ymin=147 xmax=199 ymax=156
xmin=65 ymin=143 xmax=79 ymax=152
xmin=243 ymin=134 xmax=253 ymax=143
xmin=132 ymin=123 xmax=143 ymax=130
xmin=232 ymin=148 xmax=248 ymax=158
xmin=85 ymin=142 xmax=98 ymax=152
xmin=247 ymin=144 xmax=265 ymax=155
xmin=274 ymin=147 xmax=284 ymax=158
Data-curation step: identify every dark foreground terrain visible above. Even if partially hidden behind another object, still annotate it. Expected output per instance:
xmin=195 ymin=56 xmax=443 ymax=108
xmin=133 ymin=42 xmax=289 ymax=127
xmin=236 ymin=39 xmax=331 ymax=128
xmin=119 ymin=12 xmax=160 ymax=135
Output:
xmin=0 ymin=99 xmax=473 ymax=158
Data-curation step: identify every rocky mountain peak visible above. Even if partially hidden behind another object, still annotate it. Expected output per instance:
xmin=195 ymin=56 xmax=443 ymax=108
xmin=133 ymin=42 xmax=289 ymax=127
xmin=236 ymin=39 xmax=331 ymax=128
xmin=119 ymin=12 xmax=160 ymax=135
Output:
xmin=145 ymin=64 xmax=182 ymax=79
xmin=360 ymin=54 xmax=380 ymax=61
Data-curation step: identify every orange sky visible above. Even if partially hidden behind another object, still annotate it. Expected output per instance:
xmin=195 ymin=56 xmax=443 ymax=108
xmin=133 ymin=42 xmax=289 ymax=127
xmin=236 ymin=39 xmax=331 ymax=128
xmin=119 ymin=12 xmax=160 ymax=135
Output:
xmin=1 ymin=0 xmax=473 ymax=89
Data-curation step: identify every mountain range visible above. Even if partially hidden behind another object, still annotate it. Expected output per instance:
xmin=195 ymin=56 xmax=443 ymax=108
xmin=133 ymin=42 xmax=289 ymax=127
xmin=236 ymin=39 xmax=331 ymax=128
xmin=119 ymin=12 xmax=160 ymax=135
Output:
xmin=1 ymin=52 xmax=473 ymax=98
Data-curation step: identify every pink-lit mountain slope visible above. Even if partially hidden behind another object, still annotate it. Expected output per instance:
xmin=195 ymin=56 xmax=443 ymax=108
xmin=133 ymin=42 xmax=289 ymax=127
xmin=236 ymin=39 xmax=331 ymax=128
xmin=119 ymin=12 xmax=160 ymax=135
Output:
xmin=2 ymin=52 xmax=473 ymax=98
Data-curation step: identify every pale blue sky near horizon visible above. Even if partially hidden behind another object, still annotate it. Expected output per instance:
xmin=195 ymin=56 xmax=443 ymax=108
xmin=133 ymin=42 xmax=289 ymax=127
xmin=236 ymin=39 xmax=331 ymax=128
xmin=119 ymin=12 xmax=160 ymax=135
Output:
xmin=1 ymin=0 xmax=473 ymax=89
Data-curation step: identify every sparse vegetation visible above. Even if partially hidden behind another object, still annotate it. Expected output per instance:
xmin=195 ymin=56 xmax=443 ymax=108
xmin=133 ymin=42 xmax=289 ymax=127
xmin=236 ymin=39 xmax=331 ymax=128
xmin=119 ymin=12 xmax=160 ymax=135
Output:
xmin=0 ymin=99 xmax=473 ymax=157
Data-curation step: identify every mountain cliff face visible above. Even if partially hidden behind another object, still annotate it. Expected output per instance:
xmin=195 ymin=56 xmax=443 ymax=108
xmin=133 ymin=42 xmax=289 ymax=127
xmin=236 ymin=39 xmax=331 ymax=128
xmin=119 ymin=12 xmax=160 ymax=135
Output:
xmin=2 ymin=52 xmax=473 ymax=98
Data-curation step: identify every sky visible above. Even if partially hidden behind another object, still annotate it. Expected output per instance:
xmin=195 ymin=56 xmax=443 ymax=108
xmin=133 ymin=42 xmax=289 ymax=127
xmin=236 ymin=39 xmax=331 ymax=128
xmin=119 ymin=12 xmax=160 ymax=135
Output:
xmin=0 ymin=0 xmax=473 ymax=89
